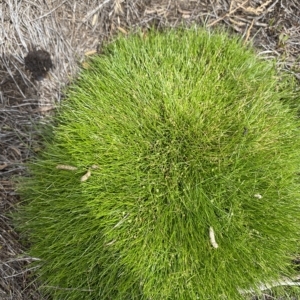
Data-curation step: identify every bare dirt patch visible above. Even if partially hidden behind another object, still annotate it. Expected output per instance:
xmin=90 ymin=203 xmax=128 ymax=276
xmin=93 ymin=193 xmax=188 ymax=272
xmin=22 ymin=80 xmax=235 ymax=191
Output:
xmin=1 ymin=0 xmax=300 ymax=299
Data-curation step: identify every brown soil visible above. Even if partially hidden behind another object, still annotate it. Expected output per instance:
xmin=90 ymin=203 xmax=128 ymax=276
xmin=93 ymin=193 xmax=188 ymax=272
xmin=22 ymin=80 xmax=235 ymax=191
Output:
xmin=24 ymin=49 xmax=53 ymax=81
xmin=1 ymin=0 xmax=300 ymax=299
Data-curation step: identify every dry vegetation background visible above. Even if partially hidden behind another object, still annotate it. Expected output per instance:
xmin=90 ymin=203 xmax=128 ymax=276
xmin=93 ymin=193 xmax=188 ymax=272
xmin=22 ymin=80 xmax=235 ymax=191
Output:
xmin=0 ymin=0 xmax=300 ymax=299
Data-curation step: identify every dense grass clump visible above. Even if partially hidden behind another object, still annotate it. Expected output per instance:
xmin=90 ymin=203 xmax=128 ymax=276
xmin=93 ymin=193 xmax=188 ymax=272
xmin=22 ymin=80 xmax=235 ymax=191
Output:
xmin=16 ymin=28 xmax=300 ymax=299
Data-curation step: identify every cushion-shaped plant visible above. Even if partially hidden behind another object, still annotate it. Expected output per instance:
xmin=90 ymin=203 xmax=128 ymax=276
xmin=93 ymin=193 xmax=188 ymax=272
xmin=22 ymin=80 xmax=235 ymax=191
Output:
xmin=16 ymin=27 xmax=300 ymax=299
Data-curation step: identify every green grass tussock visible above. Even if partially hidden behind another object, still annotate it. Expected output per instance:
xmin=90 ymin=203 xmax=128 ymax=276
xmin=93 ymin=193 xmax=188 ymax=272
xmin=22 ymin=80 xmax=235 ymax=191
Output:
xmin=15 ymin=27 xmax=300 ymax=299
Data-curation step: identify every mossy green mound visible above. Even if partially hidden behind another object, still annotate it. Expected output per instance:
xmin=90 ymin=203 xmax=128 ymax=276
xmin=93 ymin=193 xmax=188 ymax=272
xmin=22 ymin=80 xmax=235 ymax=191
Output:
xmin=16 ymin=28 xmax=300 ymax=299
